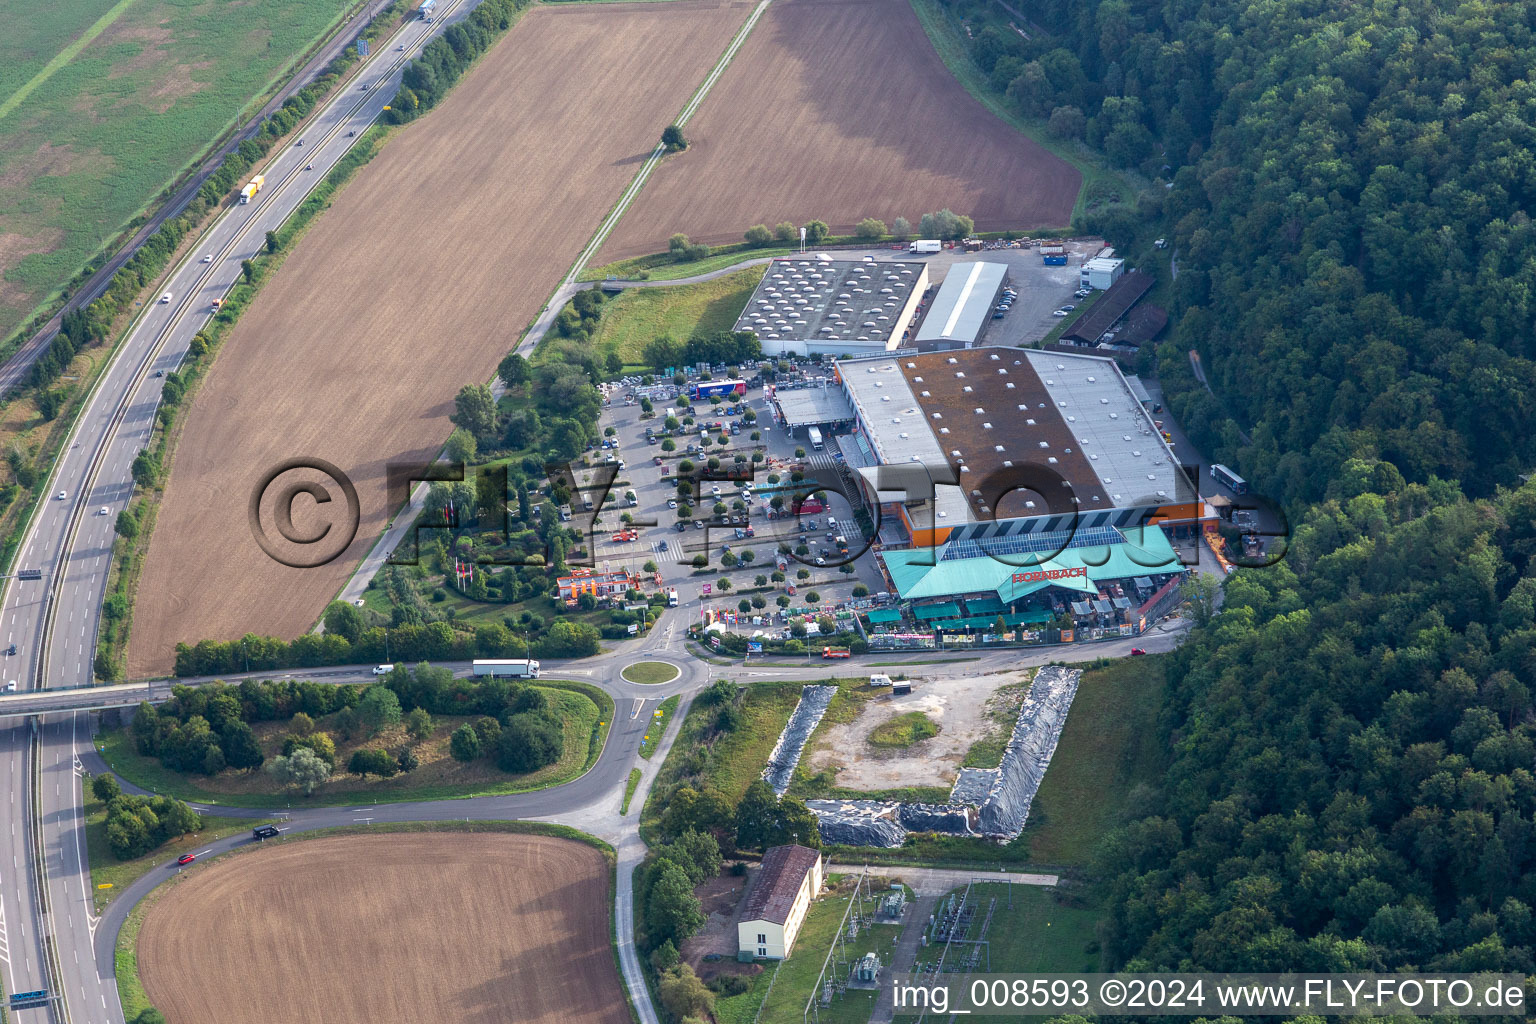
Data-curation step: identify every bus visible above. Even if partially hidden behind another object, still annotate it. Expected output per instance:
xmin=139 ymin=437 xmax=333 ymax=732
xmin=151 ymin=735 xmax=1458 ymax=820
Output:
xmin=807 ymin=426 xmax=824 ymax=450
xmin=1210 ymin=464 xmax=1248 ymax=495
xmin=472 ymin=659 xmax=540 ymax=679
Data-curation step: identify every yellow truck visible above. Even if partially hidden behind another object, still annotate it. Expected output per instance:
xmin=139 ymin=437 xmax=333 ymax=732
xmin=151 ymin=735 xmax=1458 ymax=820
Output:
xmin=239 ymin=174 xmax=264 ymax=204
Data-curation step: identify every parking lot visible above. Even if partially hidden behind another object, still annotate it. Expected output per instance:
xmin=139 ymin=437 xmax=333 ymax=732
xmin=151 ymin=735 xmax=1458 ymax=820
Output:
xmin=577 ymin=377 xmax=888 ymax=629
xmin=820 ymin=240 xmax=1102 ymax=347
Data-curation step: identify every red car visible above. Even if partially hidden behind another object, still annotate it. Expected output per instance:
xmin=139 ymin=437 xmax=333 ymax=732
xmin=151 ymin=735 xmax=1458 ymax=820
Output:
xmin=1129 ymin=648 xmax=1147 ymax=656
xmin=177 ymin=853 xmax=197 ymax=865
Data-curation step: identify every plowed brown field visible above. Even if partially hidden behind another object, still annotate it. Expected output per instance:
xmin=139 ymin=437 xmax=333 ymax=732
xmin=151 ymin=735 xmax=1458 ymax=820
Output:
xmin=595 ymin=0 xmax=1080 ymax=262
xmin=138 ymin=833 xmax=624 ymax=1024
xmin=126 ymin=1 xmax=751 ymax=675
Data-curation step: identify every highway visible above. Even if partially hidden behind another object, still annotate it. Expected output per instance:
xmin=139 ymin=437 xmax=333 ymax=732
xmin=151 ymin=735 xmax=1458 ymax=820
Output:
xmin=0 ymin=3 xmax=483 ymax=1022
xmin=0 ymin=0 xmax=398 ymax=400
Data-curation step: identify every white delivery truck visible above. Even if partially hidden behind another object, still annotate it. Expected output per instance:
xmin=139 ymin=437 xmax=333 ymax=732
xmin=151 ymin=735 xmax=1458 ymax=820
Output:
xmin=807 ymin=426 xmax=824 ymax=450
xmin=908 ymin=239 xmax=942 ymax=254
xmin=471 ymin=659 xmax=540 ymax=679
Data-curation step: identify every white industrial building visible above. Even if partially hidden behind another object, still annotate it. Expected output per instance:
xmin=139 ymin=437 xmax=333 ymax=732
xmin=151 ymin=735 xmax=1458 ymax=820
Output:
xmin=733 ymin=258 xmax=927 ymax=357
xmin=738 ymin=845 xmax=824 ymax=959
xmin=1081 ymin=256 xmax=1125 ymax=290
xmin=912 ymin=261 xmax=1009 ymax=350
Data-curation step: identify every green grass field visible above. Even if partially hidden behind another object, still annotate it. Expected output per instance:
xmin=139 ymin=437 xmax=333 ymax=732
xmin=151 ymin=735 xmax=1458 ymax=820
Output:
xmin=586 ymin=267 xmax=763 ymax=365
xmin=640 ymin=694 xmax=680 ymax=760
xmin=868 ymin=710 xmax=939 ymax=748
xmin=621 ymin=660 xmax=680 ymax=685
xmin=0 ymin=0 xmax=355 ymax=339
xmin=95 ymin=681 xmax=612 ymax=808
xmin=1020 ymin=657 xmax=1168 ymax=865
xmin=903 ymin=882 xmax=1101 ymax=986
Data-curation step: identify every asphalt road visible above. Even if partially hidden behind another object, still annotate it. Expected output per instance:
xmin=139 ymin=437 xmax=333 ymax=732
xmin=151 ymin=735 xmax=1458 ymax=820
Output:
xmin=0 ymin=0 xmax=397 ymax=400
xmin=0 ymin=4 xmax=484 ymax=1022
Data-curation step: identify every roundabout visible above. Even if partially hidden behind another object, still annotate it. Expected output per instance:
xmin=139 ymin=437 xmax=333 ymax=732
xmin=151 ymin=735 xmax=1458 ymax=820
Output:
xmin=619 ymin=661 xmax=681 ymax=685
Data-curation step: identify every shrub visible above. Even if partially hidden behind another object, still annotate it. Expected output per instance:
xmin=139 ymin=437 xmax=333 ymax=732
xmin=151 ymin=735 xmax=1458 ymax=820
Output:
xmin=855 ymin=217 xmax=887 ymax=239
xmin=496 ymin=711 xmax=563 ymax=773
xmin=744 ymin=224 xmax=772 ymax=246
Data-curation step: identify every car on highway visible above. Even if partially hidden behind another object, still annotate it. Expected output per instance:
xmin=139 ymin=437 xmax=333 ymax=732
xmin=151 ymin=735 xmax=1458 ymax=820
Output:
xmin=296 ymin=138 xmax=304 ymax=146
xmin=304 ymin=163 xmax=313 ymax=171
xmin=372 ymin=664 xmax=392 ymax=675
xmin=201 ymin=254 xmax=213 ymax=263
xmin=176 ymin=853 xmax=197 ymax=866
xmin=98 ymin=507 xmax=108 ymax=516
xmin=55 ymin=491 xmax=66 ymax=501
xmin=4 ymin=645 xmax=14 ymax=656
xmin=1130 ymin=647 xmax=1147 ymax=656
xmin=397 ymin=43 xmax=406 ymax=50
xmin=3 ymin=681 xmax=14 ymax=692
xmin=159 ymin=292 xmax=172 ymax=304
xmin=252 ymin=825 xmax=281 ymax=840
xmin=348 ymin=130 xmax=356 ymax=137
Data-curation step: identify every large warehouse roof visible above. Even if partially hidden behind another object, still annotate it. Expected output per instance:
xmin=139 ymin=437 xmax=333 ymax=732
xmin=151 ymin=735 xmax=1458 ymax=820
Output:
xmin=734 ymin=258 xmax=924 ymax=346
xmin=914 ymin=261 xmax=1007 ymax=346
xmin=837 ymin=347 xmax=1183 ymax=522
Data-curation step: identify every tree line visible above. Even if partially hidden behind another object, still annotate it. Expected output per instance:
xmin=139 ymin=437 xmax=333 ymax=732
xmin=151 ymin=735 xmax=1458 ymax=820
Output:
xmin=386 ymin=0 xmax=528 ymax=123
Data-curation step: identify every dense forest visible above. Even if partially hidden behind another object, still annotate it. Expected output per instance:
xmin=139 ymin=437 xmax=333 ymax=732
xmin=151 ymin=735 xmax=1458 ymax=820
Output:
xmin=957 ymin=0 xmax=1536 ymax=972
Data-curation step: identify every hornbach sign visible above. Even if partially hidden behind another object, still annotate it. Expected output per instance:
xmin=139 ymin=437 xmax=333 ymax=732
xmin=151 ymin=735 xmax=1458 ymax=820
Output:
xmin=1011 ymin=566 xmax=1089 ymax=584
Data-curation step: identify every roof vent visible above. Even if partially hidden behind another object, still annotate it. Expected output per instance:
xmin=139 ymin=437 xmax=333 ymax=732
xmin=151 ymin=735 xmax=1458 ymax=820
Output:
xmin=932 ymin=412 xmax=943 ymax=419
xmin=974 ymin=408 xmax=984 ymax=414
xmin=963 ymin=386 xmax=973 ymax=393
xmin=990 ymin=353 xmax=1000 ymax=360
xmin=947 ymin=357 xmax=958 ymax=364
xmin=1038 ymin=441 xmax=1049 ymax=449
xmin=994 ymin=445 xmax=1005 ymax=452
xmin=1006 ymin=382 xmax=1015 ymax=389
xmin=983 ymin=422 xmax=993 ymax=429
xmin=1048 ymin=457 xmax=1058 ymax=464
xmin=1025 ymin=500 xmax=1036 ymax=508
xmin=1026 ymin=418 xmax=1036 ymax=425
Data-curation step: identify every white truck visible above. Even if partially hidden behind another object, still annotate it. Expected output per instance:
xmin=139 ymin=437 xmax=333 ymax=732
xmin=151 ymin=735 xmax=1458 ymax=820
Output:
xmin=807 ymin=426 xmax=824 ymax=450
xmin=908 ymin=239 xmax=942 ymax=254
xmin=667 ymin=588 xmax=680 ymax=607
xmin=472 ymin=659 xmax=540 ymax=679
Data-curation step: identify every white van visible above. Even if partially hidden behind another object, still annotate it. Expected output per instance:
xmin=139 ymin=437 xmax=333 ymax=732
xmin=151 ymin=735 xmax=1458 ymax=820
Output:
xmin=371 ymin=664 xmax=392 ymax=676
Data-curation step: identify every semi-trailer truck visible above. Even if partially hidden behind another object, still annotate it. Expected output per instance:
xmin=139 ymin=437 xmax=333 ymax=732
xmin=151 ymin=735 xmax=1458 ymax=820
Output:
xmin=687 ymin=379 xmax=747 ymax=400
xmin=908 ymin=239 xmax=942 ymax=254
xmin=471 ymin=659 xmax=540 ymax=678
xmin=239 ymin=175 xmax=264 ymax=204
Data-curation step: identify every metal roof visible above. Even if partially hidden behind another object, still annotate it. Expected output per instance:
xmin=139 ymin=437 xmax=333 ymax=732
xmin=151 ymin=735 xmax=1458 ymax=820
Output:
xmin=773 ymin=386 xmax=854 ymax=427
xmin=741 ymin=845 xmax=821 ymax=925
xmin=881 ymin=525 xmax=1183 ymax=601
xmin=1062 ymin=270 xmax=1153 ymax=344
xmin=1022 ymin=350 xmax=1184 ymax=506
xmin=914 ymin=261 xmax=1008 ymax=345
xmin=735 ymin=259 xmax=923 ymax=345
